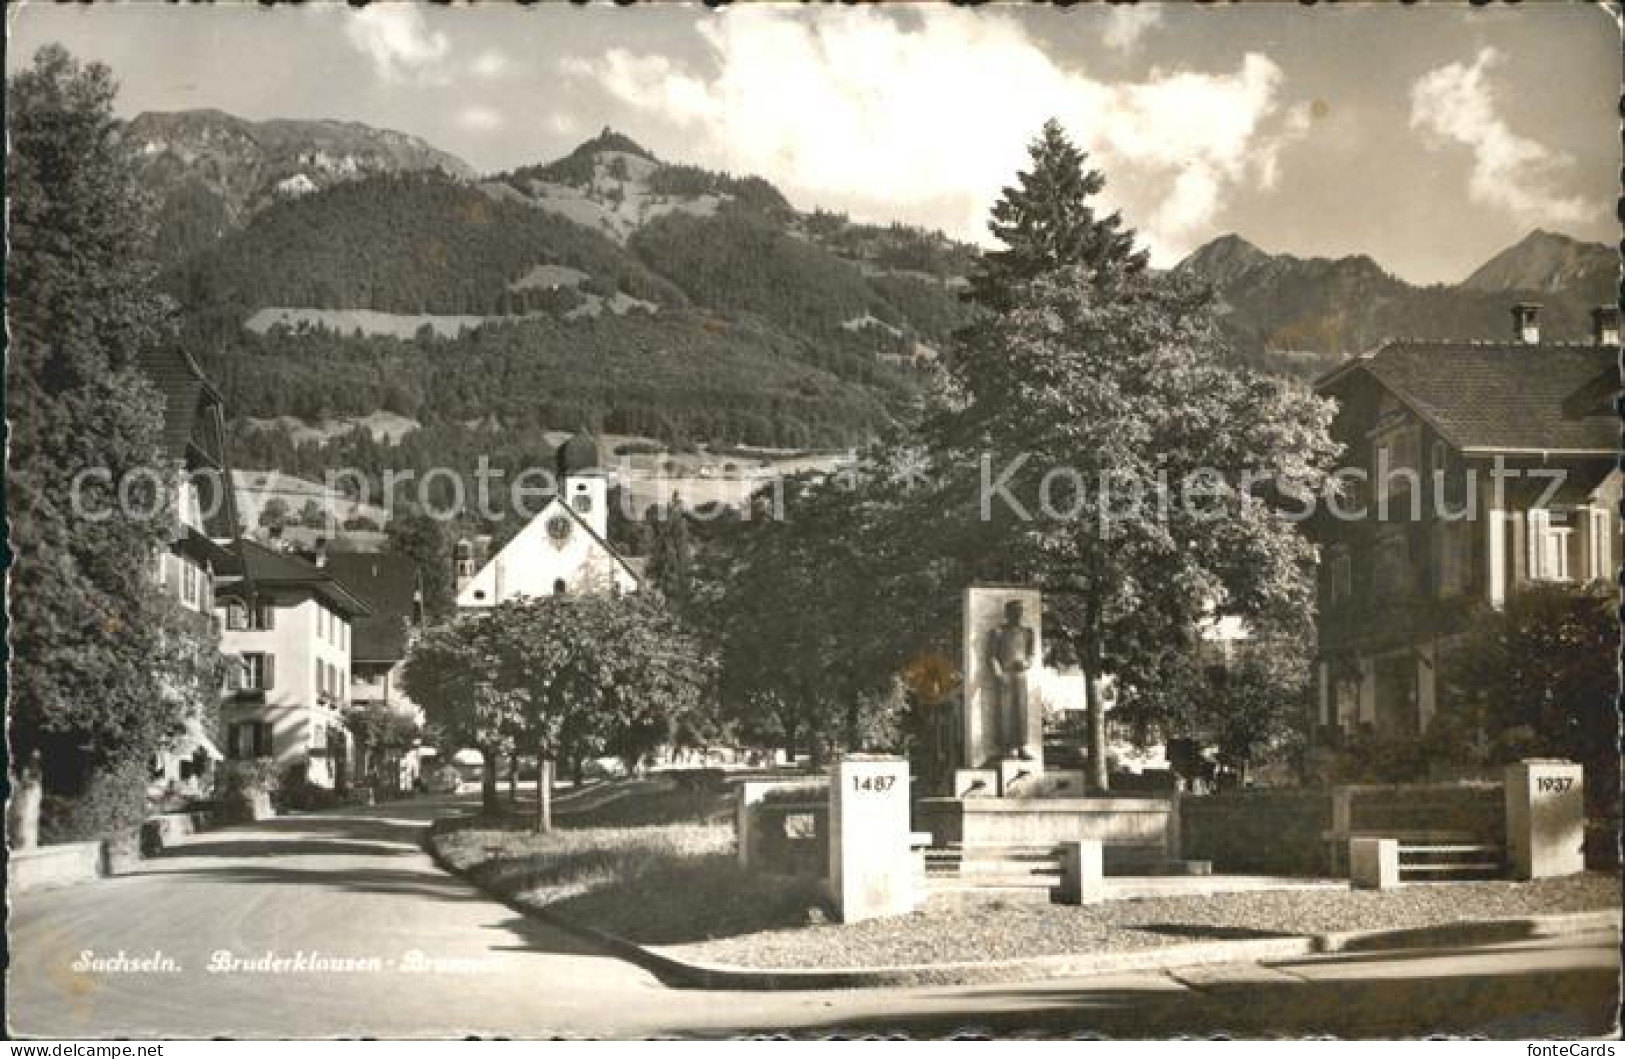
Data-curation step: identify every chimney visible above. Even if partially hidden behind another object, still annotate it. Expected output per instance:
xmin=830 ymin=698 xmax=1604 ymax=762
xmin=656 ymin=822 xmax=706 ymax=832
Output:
xmin=1512 ymin=302 xmax=1542 ymax=345
xmin=313 ymin=537 xmax=328 ymax=569
xmin=1592 ymin=305 xmax=1619 ymax=347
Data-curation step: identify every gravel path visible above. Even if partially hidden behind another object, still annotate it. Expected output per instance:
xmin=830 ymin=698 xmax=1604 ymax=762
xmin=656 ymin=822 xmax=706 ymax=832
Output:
xmin=677 ymin=873 xmax=1622 ymax=970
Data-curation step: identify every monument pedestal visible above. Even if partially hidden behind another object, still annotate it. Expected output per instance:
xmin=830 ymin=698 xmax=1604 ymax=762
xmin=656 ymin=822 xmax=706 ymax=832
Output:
xmin=828 ymin=757 xmax=917 ymax=923
xmin=1505 ymin=759 xmax=1584 ymax=880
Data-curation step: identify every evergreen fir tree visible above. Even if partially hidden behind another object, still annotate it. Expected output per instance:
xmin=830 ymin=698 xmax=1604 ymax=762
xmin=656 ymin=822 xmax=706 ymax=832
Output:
xmin=968 ymin=119 xmax=1148 ymax=311
xmin=647 ymin=493 xmax=694 ymax=607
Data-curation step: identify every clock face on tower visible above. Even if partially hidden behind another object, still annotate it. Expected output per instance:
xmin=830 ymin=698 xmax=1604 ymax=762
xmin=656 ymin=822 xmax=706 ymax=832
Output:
xmin=546 ymin=514 xmax=573 ymax=545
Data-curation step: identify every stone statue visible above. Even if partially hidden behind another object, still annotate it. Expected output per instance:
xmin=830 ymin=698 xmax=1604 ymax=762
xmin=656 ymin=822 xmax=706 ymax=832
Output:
xmin=985 ymin=600 xmax=1036 ymax=759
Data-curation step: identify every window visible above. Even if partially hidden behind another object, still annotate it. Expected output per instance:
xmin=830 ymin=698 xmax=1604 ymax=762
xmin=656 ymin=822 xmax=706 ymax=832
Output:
xmin=572 ymin=493 xmax=592 ymax=514
xmin=311 ymin=722 xmax=327 ymax=751
xmin=254 ymin=602 xmax=276 ymax=630
xmin=553 ymin=578 xmax=568 ymax=596
xmin=240 ymin=652 xmax=275 ymax=691
xmin=1370 ymin=400 xmax=1421 ymax=494
xmin=1528 ymin=508 xmax=1574 ymax=582
xmin=181 ymin=561 xmax=198 ymax=606
xmin=1372 ymin=529 xmax=1413 ymax=597
xmin=229 ymin=721 xmax=273 ymax=759
xmin=318 ymin=606 xmax=327 ymax=640
xmin=1435 ymin=519 xmax=1472 ymax=597
xmin=226 ymin=601 xmax=249 ymax=630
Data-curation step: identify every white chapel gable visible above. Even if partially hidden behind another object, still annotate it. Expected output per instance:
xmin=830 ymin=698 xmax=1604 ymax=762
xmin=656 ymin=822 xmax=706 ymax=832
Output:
xmin=455 ymin=496 xmax=636 ymax=608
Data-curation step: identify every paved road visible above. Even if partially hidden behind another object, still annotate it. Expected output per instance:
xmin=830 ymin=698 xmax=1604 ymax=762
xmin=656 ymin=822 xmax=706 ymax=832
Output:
xmin=8 ymin=796 xmax=1619 ymax=1038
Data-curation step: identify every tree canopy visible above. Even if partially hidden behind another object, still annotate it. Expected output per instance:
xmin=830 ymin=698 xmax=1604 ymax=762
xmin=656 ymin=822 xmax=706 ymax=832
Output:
xmin=7 ymin=45 xmax=218 ymax=826
xmin=967 ymin=119 xmax=1149 ymax=312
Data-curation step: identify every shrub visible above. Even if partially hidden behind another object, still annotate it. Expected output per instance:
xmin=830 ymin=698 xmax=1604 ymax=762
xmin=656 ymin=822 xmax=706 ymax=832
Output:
xmin=216 ymin=757 xmax=281 ymax=795
xmin=275 ymin=762 xmax=342 ymax=812
xmin=37 ymin=759 xmax=150 ymax=845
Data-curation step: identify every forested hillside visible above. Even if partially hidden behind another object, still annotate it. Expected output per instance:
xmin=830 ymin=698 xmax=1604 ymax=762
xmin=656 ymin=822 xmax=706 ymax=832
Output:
xmin=149 ymin=115 xmax=1615 ymax=490
xmin=168 ymin=172 xmax=687 ymax=316
xmin=195 ymin=312 xmax=895 ymax=450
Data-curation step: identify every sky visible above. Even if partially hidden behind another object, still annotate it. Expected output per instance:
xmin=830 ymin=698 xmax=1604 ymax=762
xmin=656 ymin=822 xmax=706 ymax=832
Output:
xmin=7 ymin=1 xmax=1619 ymax=283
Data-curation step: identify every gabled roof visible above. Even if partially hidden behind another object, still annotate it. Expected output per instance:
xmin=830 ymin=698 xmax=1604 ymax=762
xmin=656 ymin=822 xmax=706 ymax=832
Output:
xmin=324 ymin=552 xmax=421 ymax=663
xmin=1317 ymin=339 xmax=1617 ymax=454
xmin=217 ymin=539 xmax=373 ymax=618
xmin=135 ymin=347 xmax=225 ymax=465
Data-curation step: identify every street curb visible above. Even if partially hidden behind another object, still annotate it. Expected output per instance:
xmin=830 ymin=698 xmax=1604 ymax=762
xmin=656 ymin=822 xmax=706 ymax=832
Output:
xmin=1311 ymin=909 xmax=1621 ymax=954
xmin=424 ymin=831 xmax=1620 ymax=992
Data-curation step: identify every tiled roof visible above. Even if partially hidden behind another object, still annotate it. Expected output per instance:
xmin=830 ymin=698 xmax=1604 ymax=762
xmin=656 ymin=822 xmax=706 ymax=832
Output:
xmin=217 ymin=539 xmax=373 ymax=617
xmin=1322 ymin=340 xmax=1617 ymax=453
xmin=134 ymin=347 xmax=222 ymax=463
xmin=324 ymin=553 xmax=421 ymax=663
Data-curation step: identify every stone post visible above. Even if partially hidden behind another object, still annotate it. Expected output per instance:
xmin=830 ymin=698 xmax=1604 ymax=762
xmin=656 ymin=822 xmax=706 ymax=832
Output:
xmin=1504 ymin=759 xmax=1584 ymax=880
xmin=828 ymin=756 xmax=915 ymax=923
xmin=1056 ymin=839 xmax=1105 ymax=905
xmin=1349 ymin=837 xmax=1399 ymax=889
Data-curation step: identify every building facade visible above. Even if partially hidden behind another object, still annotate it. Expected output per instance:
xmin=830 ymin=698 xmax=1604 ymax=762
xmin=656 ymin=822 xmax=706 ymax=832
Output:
xmin=454 ymin=432 xmax=640 ymax=608
xmin=326 ymin=551 xmax=429 ymax=788
xmin=1310 ymin=305 xmax=1619 ymax=743
xmin=215 ymin=541 xmax=372 ymax=789
xmin=136 ymin=347 xmax=245 ymax=798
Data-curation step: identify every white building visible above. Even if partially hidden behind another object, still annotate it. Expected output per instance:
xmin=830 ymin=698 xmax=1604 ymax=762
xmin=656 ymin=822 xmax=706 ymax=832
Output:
xmin=215 ymin=540 xmax=372 ymax=789
xmin=455 ymin=433 xmax=640 ymax=608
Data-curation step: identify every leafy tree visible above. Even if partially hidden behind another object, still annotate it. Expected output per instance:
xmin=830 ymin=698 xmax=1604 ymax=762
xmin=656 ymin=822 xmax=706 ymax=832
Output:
xmin=343 ymin=701 xmax=422 ymax=789
xmin=387 ymin=510 xmax=456 ymax=621
xmin=919 ymin=266 xmax=1338 ymax=789
xmin=399 ymin=613 xmax=523 ymax=813
xmin=6 ymin=45 xmax=203 ymax=828
xmin=486 ymin=594 xmax=713 ymax=830
xmin=1200 ymin=633 xmax=1313 ymax=784
xmin=1439 ymin=584 xmax=1618 ymax=813
xmin=709 ymin=471 xmax=923 ymax=767
xmin=967 ymin=119 xmax=1148 ymax=312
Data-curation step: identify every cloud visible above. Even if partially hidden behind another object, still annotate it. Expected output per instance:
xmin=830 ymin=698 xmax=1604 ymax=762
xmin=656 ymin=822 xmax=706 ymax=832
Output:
xmin=343 ymin=5 xmax=450 ymax=82
xmin=1102 ymin=5 xmax=1163 ymax=54
xmin=457 ymin=105 xmax=506 ymax=133
xmin=471 ymin=49 xmax=510 ymax=80
xmin=1409 ymin=48 xmax=1590 ymax=225
xmin=563 ymin=8 xmax=1301 ymax=263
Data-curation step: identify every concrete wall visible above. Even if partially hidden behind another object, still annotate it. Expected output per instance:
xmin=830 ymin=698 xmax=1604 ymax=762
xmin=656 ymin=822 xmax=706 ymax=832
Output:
xmin=1346 ymin=781 xmax=1504 ymax=841
xmin=9 ymin=842 xmax=105 ymax=894
xmin=1180 ymin=789 xmax=1334 ymax=876
xmin=1180 ymin=782 xmax=1506 ymax=877
xmin=916 ymin=796 xmax=1176 ymax=868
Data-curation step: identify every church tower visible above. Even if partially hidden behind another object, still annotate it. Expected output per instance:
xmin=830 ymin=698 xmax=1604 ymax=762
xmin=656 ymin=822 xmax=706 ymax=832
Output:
xmin=556 ymin=428 xmax=608 ymax=539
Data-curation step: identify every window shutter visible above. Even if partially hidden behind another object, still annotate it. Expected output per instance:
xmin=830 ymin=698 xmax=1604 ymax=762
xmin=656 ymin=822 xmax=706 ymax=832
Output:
xmin=255 ymin=722 xmax=272 ymax=758
xmin=1527 ymin=509 xmax=1548 ymax=580
xmin=264 ymin=653 xmax=276 ymax=690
